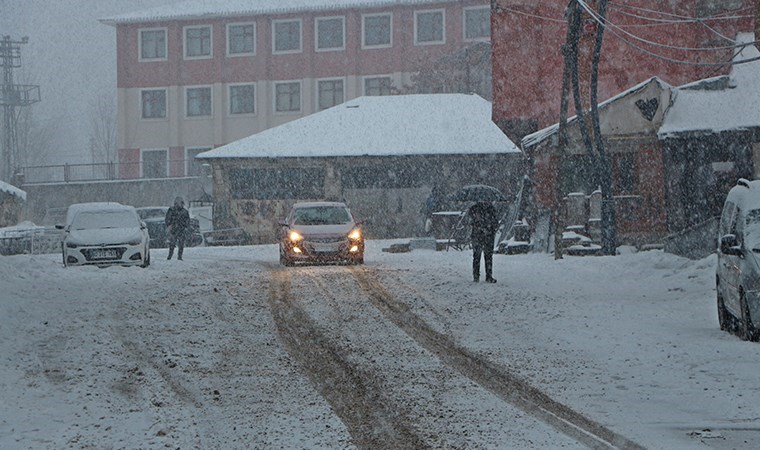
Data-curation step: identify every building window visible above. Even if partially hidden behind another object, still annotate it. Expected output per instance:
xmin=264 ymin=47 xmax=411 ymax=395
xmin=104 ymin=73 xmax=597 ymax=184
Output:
xmin=227 ymin=23 xmax=255 ymax=55
xmin=229 ymin=84 xmax=256 ymax=115
xmin=415 ymin=10 xmax=445 ymax=45
xmin=275 ymin=81 xmax=301 ymax=113
xmin=464 ymin=7 xmax=490 ymax=40
xmin=364 ymin=76 xmax=393 ymax=96
xmin=230 ymin=168 xmax=325 ymax=200
xmin=186 ymin=147 xmax=211 ymax=177
xmin=185 ymin=25 xmax=212 ymax=58
xmin=273 ymin=19 xmax=302 ymax=53
xmin=141 ymin=89 xmax=166 ymax=119
xmin=186 ymin=87 xmax=212 ymax=117
xmin=363 ymin=13 xmax=392 ymax=48
xmin=139 ymin=28 xmax=166 ymax=60
xmin=316 ymin=17 xmax=345 ymax=51
xmin=141 ymin=149 xmax=167 ymax=178
xmin=318 ymin=79 xmax=344 ymax=110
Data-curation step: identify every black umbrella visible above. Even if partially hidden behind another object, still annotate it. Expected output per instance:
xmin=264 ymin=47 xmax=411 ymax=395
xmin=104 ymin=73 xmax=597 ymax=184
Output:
xmin=451 ymin=184 xmax=507 ymax=203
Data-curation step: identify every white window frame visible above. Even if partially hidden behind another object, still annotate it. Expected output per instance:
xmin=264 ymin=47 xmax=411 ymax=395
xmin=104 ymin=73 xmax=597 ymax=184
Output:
xmin=463 ymin=6 xmax=491 ymax=42
xmin=185 ymin=146 xmax=212 ymax=177
xmin=315 ymin=16 xmax=345 ymax=52
xmin=138 ymin=27 xmax=168 ymax=62
xmin=185 ymin=85 xmax=213 ymax=118
xmin=272 ymin=19 xmax=303 ymax=54
xmin=140 ymin=88 xmax=168 ymax=121
xmin=362 ymin=13 xmax=393 ymax=49
xmin=316 ymin=77 xmax=346 ymax=111
xmin=362 ymin=75 xmax=394 ymax=96
xmin=140 ymin=148 xmax=169 ymax=178
xmin=414 ymin=9 xmax=445 ymax=46
xmin=226 ymin=22 xmax=256 ymax=57
xmin=228 ymin=83 xmax=257 ymax=116
xmin=273 ymin=80 xmax=302 ymax=114
xmin=183 ymin=25 xmax=213 ymax=60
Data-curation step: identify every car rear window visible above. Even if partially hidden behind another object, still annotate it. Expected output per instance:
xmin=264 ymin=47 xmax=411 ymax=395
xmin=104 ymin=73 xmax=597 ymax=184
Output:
xmin=71 ymin=210 xmax=140 ymax=230
xmin=293 ymin=206 xmax=351 ymax=225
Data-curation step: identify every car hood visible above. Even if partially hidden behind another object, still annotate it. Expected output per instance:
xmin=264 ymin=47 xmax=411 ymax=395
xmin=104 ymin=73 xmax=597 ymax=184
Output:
xmin=67 ymin=228 xmax=144 ymax=246
xmin=291 ymin=223 xmax=355 ymax=237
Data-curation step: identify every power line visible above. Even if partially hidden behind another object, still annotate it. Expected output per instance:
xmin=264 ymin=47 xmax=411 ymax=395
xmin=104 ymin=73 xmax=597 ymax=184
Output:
xmin=577 ymin=0 xmax=760 ymax=67
xmin=608 ymin=2 xmax=753 ymax=22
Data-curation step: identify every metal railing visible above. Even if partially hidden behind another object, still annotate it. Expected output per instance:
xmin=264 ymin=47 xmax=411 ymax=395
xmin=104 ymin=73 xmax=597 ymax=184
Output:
xmin=19 ymin=159 xmax=204 ymax=184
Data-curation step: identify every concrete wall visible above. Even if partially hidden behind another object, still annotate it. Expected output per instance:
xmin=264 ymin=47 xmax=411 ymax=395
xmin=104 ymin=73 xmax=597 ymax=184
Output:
xmin=21 ymin=177 xmax=211 ymax=225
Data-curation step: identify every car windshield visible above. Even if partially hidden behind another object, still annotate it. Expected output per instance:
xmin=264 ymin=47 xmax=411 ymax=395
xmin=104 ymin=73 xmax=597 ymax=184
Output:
xmin=745 ymin=209 xmax=760 ymax=251
xmin=71 ymin=210 xmax=140 ymax=230
xmin=293 ymin=206 xmax=351 ymax=225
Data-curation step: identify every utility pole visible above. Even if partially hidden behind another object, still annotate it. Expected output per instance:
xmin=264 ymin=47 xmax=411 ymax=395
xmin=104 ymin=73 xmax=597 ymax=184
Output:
xmin=0 ymin=35 xmax=40 ymax=183
xmin=755 ymin=0 xmax=759 ymax=52
xmin=554 ymin=1 xmax=582 ymax=259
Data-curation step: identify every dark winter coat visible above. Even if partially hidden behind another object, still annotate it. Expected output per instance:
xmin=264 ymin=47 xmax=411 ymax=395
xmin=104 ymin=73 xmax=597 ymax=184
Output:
xmin=468 ymin=202 xmax=499 ymax=243
xmin=165 ymin=205 xmax=190 ymax=237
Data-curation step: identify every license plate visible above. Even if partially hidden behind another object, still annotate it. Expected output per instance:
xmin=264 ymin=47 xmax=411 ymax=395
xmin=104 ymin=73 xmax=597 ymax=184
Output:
xmin=91 ymin=249 xmax=118 ymax=259
xmin=313 ymin=243 xmax=337 ymax=253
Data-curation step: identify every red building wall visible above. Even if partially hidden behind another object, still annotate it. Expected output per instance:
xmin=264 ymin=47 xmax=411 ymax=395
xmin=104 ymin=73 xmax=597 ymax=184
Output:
xmin=491 ymin=0 xmax=754 ymax=141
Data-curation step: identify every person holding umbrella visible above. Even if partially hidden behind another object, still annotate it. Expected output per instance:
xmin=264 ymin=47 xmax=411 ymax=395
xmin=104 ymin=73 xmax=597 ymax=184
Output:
xmin=468 ymin=200 xmax=499 ymax=283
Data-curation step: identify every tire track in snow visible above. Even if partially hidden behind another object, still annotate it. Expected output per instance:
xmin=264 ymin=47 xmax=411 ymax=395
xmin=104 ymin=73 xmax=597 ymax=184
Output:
xmin=350 ymin=266 xmax=645 ymax=450
xmin=267 ymin=266 xmax=432 ymax=450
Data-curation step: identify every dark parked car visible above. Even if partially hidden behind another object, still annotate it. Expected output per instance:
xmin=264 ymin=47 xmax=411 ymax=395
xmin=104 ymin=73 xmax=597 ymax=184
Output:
xmin=136 ymin=207 xmax=203 ymax=248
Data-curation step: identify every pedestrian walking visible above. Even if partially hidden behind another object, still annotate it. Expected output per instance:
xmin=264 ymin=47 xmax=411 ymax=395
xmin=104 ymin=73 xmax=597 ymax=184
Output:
xmin=165 ymin=196 xmax=190 ymax=260
xmin=468 ymin=201 xmax=499 ymax=283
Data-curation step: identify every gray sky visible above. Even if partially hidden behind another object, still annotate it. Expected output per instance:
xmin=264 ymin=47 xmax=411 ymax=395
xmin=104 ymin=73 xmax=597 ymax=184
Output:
xmin=1 ymin=0 xmax=178 ymax=165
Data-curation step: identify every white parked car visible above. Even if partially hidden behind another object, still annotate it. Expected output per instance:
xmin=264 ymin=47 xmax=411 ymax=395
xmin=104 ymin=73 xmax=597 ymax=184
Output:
xmin=717 ymin=179 xmax=760 ymax=341
xmin=56 ymin=202 xmax=150 ymax=268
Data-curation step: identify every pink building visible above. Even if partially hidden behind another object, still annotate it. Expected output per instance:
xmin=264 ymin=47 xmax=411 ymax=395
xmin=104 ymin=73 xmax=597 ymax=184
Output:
xmin=100 ymin=0 xmax=490 ymax=180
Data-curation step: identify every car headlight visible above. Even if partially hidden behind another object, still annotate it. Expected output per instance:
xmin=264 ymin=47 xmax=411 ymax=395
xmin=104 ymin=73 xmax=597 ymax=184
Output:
xmin=66 ymin=242 xmax=78 ymax=249
xmin=126 ymin=237 xmax=144 ymax=245
xmin=289 ymin=231 xmax=303 ymax=242
xmin=348 ymin=228 xmax=362 ymax=240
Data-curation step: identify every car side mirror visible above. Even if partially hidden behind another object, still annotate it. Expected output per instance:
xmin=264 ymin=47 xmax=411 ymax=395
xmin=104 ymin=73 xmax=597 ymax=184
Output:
xmin=140 ymin=221 xmax=147 ymax=229
xmin=720 ymin=234 xmax=743 ymax=256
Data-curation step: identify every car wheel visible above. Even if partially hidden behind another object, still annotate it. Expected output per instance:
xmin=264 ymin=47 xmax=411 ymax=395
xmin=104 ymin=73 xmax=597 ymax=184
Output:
xmin=280 ymin=250 xmax=293 ymax=267
xmin=352 ymin=253 xmax=364 ymax=265
xmin=717 ymin=281 xmax=730 ymax=331
xmin=739 ymin=291 xmax=758 ymax=342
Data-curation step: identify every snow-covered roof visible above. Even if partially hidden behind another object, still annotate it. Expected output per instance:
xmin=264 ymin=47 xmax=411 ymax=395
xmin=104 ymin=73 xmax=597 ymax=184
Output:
xmin=100 ymin=0 xmax=456 ymax=25
xmin=0 ymin=180 xmax=26 ymax=201
xmin=197 ymin=94 xmax=519 ymax=160
xmin=521 ymin=77 xmax=671 ymax=150
xmin=658 ymin=33 xmax=760 ymax=138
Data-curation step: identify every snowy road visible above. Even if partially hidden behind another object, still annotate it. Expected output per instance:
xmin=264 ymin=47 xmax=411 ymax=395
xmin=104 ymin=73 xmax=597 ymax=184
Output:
xmin=2 ymin=242 xmax=760 ymax=449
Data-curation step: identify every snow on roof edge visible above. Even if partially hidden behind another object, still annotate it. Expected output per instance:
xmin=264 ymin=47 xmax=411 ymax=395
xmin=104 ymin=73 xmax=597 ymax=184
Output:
xmin=521 ymin=77 xmax=670 ymax=150
xmin=100 ymin=0 xmax=453 ymax=25
xmin=0 ymin=180 xmax=26 ymax=201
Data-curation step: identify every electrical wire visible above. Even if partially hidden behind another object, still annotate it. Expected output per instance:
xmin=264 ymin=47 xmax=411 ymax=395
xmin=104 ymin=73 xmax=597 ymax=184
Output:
xmin=577 ymin=0 xmax=760 ymax=67
xmin=608 ymin=2 xmax=753 ymax=22
xmin=578 ymin=0 xmax=760 ymax=52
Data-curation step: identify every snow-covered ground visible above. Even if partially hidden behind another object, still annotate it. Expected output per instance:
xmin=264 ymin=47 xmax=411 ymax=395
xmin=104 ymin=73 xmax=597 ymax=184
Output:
xmin=1 ymin=241 xmax=759 ymax=449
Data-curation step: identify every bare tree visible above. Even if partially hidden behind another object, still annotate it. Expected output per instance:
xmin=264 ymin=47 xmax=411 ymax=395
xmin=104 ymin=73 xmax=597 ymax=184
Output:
xmin=88 ymin=93 xmax=117 ymax=165
xmin=14 ymin=104 xmax=61 ymax=168
xmin=403 ymin=42 xmax=492 ymax=100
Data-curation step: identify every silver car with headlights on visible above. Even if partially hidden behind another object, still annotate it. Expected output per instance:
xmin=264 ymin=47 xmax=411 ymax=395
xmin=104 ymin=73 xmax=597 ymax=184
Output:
xmin=278 ymin=202 xmax=364 ymax=266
